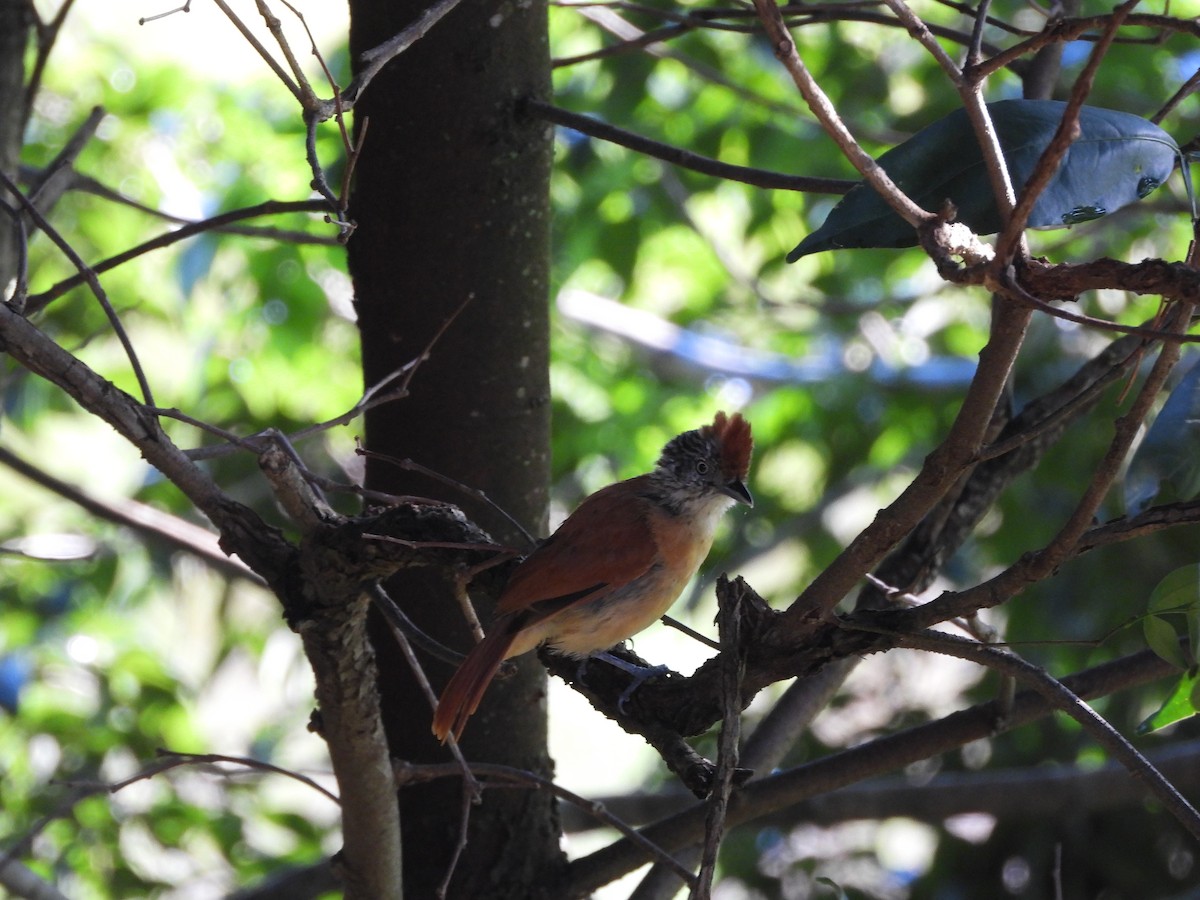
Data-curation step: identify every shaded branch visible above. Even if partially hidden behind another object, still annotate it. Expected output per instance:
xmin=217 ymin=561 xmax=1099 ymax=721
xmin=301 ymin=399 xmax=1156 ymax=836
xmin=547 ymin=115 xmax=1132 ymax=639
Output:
xmin=563 ymin=647 xmax=1175 ymax=896
xmin=562 ymin=738 xmax=1200 ymax=833
xmin=0 ymin=445 xmax=262 ymax=585
xmin=893 ymin=629 xmax=1200 ymax=839
xmin=0 ymin=299 xmax=292 ymax=585
xmin=26 ymin=198 xmax=328 ymax=312
xmin=526 ymin=99 xmax=852 ymax=194
xmin=752 ymin=0 xmax=931 ymax=228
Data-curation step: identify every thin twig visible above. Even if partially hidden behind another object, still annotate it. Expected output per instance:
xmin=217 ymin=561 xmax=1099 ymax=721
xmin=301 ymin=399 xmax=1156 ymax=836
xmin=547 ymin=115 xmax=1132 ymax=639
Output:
xmin=751 ymin=0 xmax=931 ymax=228
xmin=912 ymin=299 xmax=1194 ymax=626
xmin=254 ymin=0 xmax=316 ymax=104
xmin=17 ymin=163 xmax=334 ymax=241
xmin=694 ymin=580 xmax=745 ymax=898
xmin=26 ymin=198 xmax=328 ymax=313
xmin=393 ymin=759 xmax=700 ymax=890
xmin=660 ymin=615 xmax=721 ymax=651
xmin=966 ymin=0 xmax=993 ymax=67
xmin=138 ymin=1 xmax=192 ymax=25
xmin=368 ymin=582 xmax=471 ymax=666
xmin=24 ymin=0 xmax=81 ymax=129
xmin=881 ymin=0 xmax=962 ymax=76
xmin=359 ymin=449 xmax=536 ymax=548
xmin=886 ymin=0 xmax=1022 ymax=250
xmin=777 ymin=299 xmax=1033 ymax=636
xmin=526 ymin=100 xmax=852 ymax=195
xmin=150 ymin=749 xmax=340 ymax=803
xmin=892 ymin=629 xmax=1200 ymax=840
xmin=371 ymin=583 xmax=480 ymax=898
xmin=0 ymin=170 xmax=155 ymax=406
xmin=0 ymin=445 xmax=261 ymax=584
xmin=1153 ymin=64 xmax=1200 ymax=125
xmin=25 ymin=105 xmax=105 ymax=207
xmin=278 ymin=0 xmax=356 ymax=231
xmin=968 ymin=9 xmax=1192 ymax=81
xmin=210 ymin=0 xmax=302 ymax=102
xmin=338 ymin=0 xmax=465 ymax=110
xmin=993 ymin=0 xmax=1138 ymax=266
xmin=0 ymin=743 xmax=336 ymax=876
xmin=182 ymin=296 xmax=469 ymax=461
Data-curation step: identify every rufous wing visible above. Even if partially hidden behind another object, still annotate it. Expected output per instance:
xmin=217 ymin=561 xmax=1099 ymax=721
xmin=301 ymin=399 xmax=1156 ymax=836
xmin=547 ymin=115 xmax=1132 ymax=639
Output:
xmin=496 ymin=475 xmax=660 ymax=619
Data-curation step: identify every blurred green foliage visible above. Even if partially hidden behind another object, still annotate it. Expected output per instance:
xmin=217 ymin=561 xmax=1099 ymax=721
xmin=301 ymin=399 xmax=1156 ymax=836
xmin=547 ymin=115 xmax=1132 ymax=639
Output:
xmin=4 ymin=0 xmax=1200 ymax=897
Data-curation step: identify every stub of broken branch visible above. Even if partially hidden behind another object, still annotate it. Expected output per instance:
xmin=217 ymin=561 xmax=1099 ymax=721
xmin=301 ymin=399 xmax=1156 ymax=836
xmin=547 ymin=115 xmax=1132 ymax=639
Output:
xmin=919 ymin=218 xmax=996 ymax=282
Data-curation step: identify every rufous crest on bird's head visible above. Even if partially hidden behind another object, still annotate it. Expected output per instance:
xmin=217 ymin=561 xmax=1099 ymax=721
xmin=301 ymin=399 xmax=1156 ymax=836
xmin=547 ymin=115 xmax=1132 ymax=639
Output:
xmin=705 ymin=411 xmax=753 ymax=484
xmin=651 ymin=411 xmax=754 ymax=512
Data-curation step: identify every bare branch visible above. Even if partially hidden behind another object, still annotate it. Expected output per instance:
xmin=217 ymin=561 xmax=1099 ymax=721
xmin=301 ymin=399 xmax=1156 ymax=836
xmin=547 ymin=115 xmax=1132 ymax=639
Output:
xmin=209 ymin=0 xmax=302 ymax=102
xmin=777 ymin=301 xmax=1031 ymax=635
xmin=25 ymin=199 xmax=328 ymax=313
xmin=1154 ymin=64 xmax=1200 ymax=124
xmin=338 ymin=0 xmax=465 ymax=111
xmin=992 ymin=0 xmax=1137 ymax=266
xmin=526 ymin=99 xmax=852 ymax=194
xmin=564 ymin=648 xmax=1175 ymax=896
xmin=912 ymin=298 xmax=1194 ymax=626
xmin=893 ymin=629 xmax=1200 ymax=840
xmin=254 ymin=0 xmax=317 ymax=105
xmin=24 ymin=0 xmax=80 ymax=129
xmin=752 ymin=0 xmax=932 ymax=228
xmin=694 ymin=579 xmax=748 ymax=898
xmin=0 ymin=170 xmax=155 ymax=406
xmin=0 ymin=445 xmax=262 ymax=584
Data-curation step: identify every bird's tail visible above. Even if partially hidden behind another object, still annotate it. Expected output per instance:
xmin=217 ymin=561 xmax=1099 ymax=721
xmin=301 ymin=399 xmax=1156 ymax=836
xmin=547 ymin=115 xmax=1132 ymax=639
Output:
xmin=432 ymin=616 xmax=521 ymax=743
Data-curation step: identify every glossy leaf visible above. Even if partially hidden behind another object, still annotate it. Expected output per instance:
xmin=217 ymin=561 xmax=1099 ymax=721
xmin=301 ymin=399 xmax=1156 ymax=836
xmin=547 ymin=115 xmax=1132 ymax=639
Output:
xmin=1146 ymin=563 xmax=1200 ymax=616
xmin=1137 ymin=668 xmax=1200 ymax=733
xmin=788 ymin=100 xmax=1179 ymax=259
xmin=1125 ymin=355 xmax=1200 ymax=515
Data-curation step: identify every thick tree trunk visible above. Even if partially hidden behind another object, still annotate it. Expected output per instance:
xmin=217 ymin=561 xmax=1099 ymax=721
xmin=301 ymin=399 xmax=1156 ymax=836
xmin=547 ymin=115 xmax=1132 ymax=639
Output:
xmin=347 ymin=2 xmax=561 ymax=897
xmin=0 ymin=1 xmax=33 ymax=293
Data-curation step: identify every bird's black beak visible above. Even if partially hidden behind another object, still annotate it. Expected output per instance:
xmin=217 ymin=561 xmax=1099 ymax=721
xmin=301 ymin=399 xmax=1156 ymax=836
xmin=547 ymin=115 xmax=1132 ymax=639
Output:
xmin=721 ymin=479 xmax=753 ymax=507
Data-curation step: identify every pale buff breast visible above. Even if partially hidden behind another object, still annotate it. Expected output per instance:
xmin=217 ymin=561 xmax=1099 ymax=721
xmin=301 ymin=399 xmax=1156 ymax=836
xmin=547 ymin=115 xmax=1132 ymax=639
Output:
xmin=510 ymin=494 xmax=732 ymax=659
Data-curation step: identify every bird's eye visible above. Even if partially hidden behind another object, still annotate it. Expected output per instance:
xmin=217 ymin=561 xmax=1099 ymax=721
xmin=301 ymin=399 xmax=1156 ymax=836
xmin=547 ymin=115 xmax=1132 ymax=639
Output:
xmin=695 ymin=460 xmax=710 ymax=475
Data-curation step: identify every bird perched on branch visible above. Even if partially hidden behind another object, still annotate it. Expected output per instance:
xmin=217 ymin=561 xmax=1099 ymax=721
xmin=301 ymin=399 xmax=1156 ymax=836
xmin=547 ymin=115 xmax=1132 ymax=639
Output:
xmin=432 ymin=411 xmax=754 ymax=742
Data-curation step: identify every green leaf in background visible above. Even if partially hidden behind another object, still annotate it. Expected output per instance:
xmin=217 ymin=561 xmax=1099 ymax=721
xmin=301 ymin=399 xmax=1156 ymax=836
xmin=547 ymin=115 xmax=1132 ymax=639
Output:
xmin=1144 ymin=614 xmax=1189 ymax=670
xmin=1147 ymin=564 xmax=1200 ymax=616
xmin=1125 ymin=355 xmax=1200 ymax=515
xmin=1137 ymin=668 xmax=1200 ymax=734
xmin=1140 ymin=564 xmax=1200 ymax=669
xmin=788 ymin=100 xmax=1180 ymax=259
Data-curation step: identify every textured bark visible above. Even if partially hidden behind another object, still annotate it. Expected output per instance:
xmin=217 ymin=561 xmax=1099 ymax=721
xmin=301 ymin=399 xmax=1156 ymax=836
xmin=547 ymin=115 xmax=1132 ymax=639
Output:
xmin=0 ymin=1 xmax=33 ymax=292
xmin=347 ymin=1 xmax=560 ymax=897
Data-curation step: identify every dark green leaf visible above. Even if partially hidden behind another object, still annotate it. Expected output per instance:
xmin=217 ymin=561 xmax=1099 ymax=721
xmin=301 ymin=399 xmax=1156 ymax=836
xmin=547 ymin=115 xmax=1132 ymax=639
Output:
xmin=1125 ymin=355 xmax=1200 ymax=515
xmin=1147 ymin=564 xmax=1200 ymax=614
xmin=1144 ymin=614 xmax=1188 ymax=669
xmin=789 ymin=100 xmax=1179 ymax=259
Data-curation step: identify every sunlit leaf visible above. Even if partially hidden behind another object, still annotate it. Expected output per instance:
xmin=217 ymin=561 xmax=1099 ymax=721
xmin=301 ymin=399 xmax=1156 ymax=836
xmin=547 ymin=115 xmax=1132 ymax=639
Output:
xmin=1137 ymin=668 xmax=1200 ymax=733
